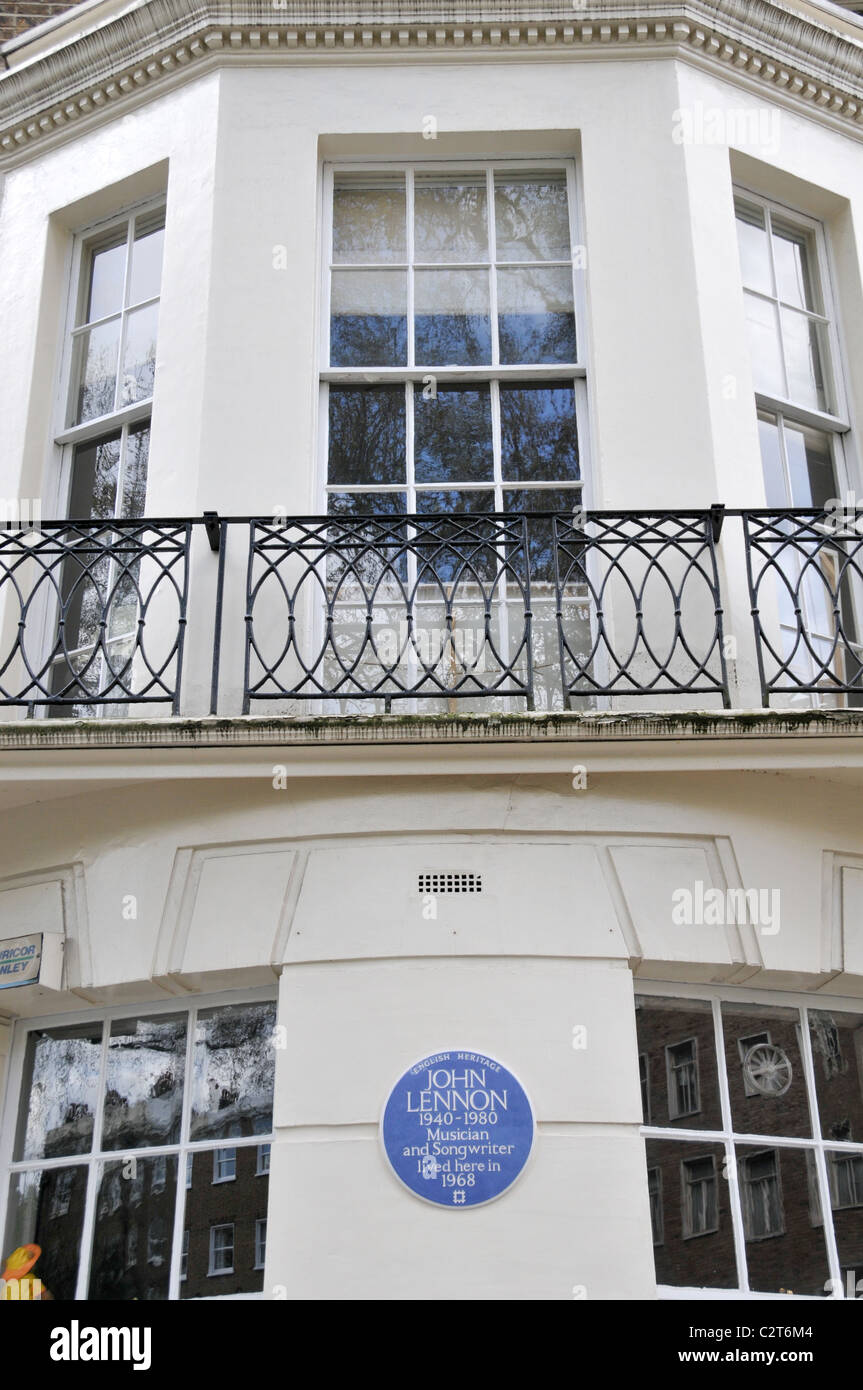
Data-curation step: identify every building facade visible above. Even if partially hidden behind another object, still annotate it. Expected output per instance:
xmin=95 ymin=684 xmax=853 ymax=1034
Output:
xmin=1 ymin=0 xmax=863 ymax=1301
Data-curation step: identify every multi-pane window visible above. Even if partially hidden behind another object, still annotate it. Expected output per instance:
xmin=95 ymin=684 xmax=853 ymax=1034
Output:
xmin=639 ymin=1053 xmax=651 ymax=1125
xmin=323 ymin=164 xmax=584 ymax=525
xmin=666 ymin=1040 xmax=700 ymax=1119
xmin=734 ymin=193 xmax=860 ymax=703
xmin=256 ymin=1143 xmax=271 ymax=1176
xmin=648 ymin=1167 xmax=663 ymax=1245
xmin=638 ymin=992 xmax=863 ymax=1296
xmin=209 ymin=1224 xmax=234 ymax=1276
xmin=49 ymin=202 xmax=165 ymax=714
xmin=254 ymin=1218 xmax=267 ymax=1270
xmin=1 ymin=995 xmax=275 ymax=1300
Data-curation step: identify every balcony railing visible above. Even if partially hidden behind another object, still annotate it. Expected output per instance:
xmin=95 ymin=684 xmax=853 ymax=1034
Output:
xmin=0 ymin=508 xmax=861 ymax=718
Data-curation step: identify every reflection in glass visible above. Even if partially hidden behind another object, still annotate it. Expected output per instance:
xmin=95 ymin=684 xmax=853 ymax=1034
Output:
xmin=181 ymin=1147 xmax=268 ymax=1299
xmin=189 ymin=1001 xmax=277 ymax=1142
xmin=6 ymin=1167 xmax=88 ymax=1299
xmin=743 ymin=293 xmax=784 ymax=398
xmin=721 ymin=1002 xmax=810 ymax=1138
xmin=89 ymin=1155 xmax=177 ymax=1300
xmin=414 ymin=385 xmax=493 ymax=484
xmin=332 ymin=180 xmax=406 ymax=264
xmin=330 ymin=270 xmax=407 ymax=367
xmin=71 ymin=320 xmax=120 ymax=424
xmin=737 ymin=1145 xmax=828 ymax=1295
xmin=129 ymin=221 xmax=165 ymax=306
xmin=503 ymin=487 xmax=582 ymax=585
xmin=634 ymin=996 xmax=721 ymax=1131
xmin=494 ymin=174 xmax=570 ymax=262
xmin=414 ymin=269 xmax=491 ymax=365
xmin=644 ymin=1140 xmax=736 ymax=1289
xmin=414 ymin=177 xmax=488 ymax=263
xmin=809 ymin=1009 xmax=863 ymax=1143
xmin=328 ymin=386 xmax=405 ymax=487
xmin=734 ymin=203 xmax=772 ymax=297
xmin=121 ymin=303 xmax=159 ymax=404
xmin=17 ymin=1024 xmax=103 ymax=1159
xmin=783 ymin=421 xmax=834 ymax=508
xmin=102 ymin=1014 xmax=186 ymax=1151
xmin=772 ymin=220 xmax=818 ymax=312
xmin=497 ymin=266 xmax=576 ymax=364
xmin=500 ymin=383 xmax=579 ymax=482
xmin=782 ymin=309 xmax=828 ymax=413
xmin=86 ymin=236 xmax=127 ymax=322
xmin=828 ymin=1148 xmax=863 ymax=1294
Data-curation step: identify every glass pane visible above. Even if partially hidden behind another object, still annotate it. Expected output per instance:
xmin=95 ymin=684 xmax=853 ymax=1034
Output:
xmin=414 ymin=489 xmax=495 ymax=514
xmin=85 ymin=234 xmax=127 ymax=322
xmin=634 ymin=996 xmax=721 ymax=1130
xmin=71 ymin=319 xmax=120 ymax=424
xmin=88 ymin=1155 xmax=177 ymax=1300
xmin=497 ymin=266 xmax=576 ymax=364
xmin=16 ymin=1023 xmax=103 ymax=1159
xmin=644 ymin=1139 xmax=737 ymax=1289
xmin=327 ymin=491 xmax=406 ymax=517
xmin=809 ymin=1008 xmax=863 ymax=1143
xmin=720 ymin=1002 xmax=810 ymax=1138
xmin=129 ymin=218 xmax=165 ymax=305
xmin=830 ymin=1149 xmax=863 ymax=1296
xmin=330 ymin=269 xmax=407 ymax=367
xmin=414 ymin=385 xmax=493 ymax=484
xmin=120 ymin=302 xmax=159 ymax=405
xmin=180 ymin=1147 xmax=268 ymax=1299
xmin=189 ymin=1001 xmax=277 ymax=1142
xmin=503 ymin=487 xmax=582 ymax=585
xmin=68 ymin=433 xmax=121 ymax=520
xmin=734 ymin=203 xmax=773 ymax=297
xmin=736 ymin=1145 xmax=828 ymax=1296
xmin=120 ymin=421 xmax=150 ymax=518
xmin=414 ymin=176 xmax=488 ymax=263
xmin=781 ymin=308 xmax=828 ymax=412
xmin=756 ymin=412 xmax=786 ymax=507
xmin=783 ymin=421 xmax=835 ymax=509
xmin=414 ymin=269 xmax=491 ymax=365
xmin=743 ymin=292 xmax=784 ymax=398
xmin=328 ymin=385 xmax=405 ymax=486
xmin=5 ymin=1166 xmax=88 ymax=1299
xmin=102 ymin=1014 xmax=187 ymax=1151
xmin=333 ymin=179 xmax=406 ymax=264
xmin=772 ymin=219 xmax=818 ymax=312
xmin=500 ymin=383 xmax=579 ymax=482
xmin=494 ymin=174 xmax=570 ymax=262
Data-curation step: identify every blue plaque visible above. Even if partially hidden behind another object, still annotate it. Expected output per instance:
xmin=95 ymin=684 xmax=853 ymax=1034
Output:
xmin=381 ymin=1050 xmax=534 ymax=1207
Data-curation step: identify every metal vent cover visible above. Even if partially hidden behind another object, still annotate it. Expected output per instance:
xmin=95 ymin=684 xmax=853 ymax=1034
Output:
xmin=418 ymin=873 xmax=482 ymax=894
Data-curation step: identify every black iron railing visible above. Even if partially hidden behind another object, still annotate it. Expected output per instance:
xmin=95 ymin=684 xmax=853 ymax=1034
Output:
xmin=0 ymin=508 xmax=861 ymax=715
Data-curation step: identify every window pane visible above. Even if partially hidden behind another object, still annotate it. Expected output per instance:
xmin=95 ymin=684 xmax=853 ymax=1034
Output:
xmin=772 ymin=219 xmax=818 ymax=312
xmin=494 ymin=174 xmax=570 ymax=262
xmin=332 ymin=179 xmax=406 ymax=264
xmin=88 ymin=1155 xmax=177 ymax=1300
xmin=644 ymin=1139 xmax=736 ymax=1289
xmin=634 ymin=996 xmax=721 ymax=1130
xmin=16 ymin=1023 xmax=103 ymax=1160
xmin=85 ymin=234 xmax=127 ymax=323
xmin=68 ymin=433 xmax=121 ymax=520
xmin=500 ymin=383 xmax=579 ymax=483
xmin=809 ymin=1008 xmax=863 ymax=1143
xmin=734 ymin=203 xmax=773 ymax=297
xmin=121 ymin=302 xmax=159 ymax=405
xmin=189 ymin=1001 xmax=277 ymax=1142
xmin=497 ymin=266 xmax=576 ymax=364
xmin=414 ymin=176 xmax=488 ymax=263
xmin=120 ymin=421 xmax=150 ymax=518
xmin=502 ymin=487 xmax=582 ymax=585
xmin=330 ymin=269 xmax=407 ymax=367
xmin=414 ymin=489 xmax=495 ymax=514
xmin=129 ymin=218 xmax=165 ymax=306
xmin=742 ymin=292 xmax=784 ymax=398
xmin=181 ymin=1147 xmax=268 ymax=1298
xmin=736 ymin=1145 xmax=828 ymax=1296
xmin=6 ymin=1166 xmax=88 ymax=1299
xmin=414 ymin=385 xmax=493 ymax=484
xmin=102 ymin=1014 xmax=187 ymax=1151
xmin=71 ymin=319 xmax=120 ymax=424
xmin=756 ymin=413 xmax=786 ymax=508
xmin=327 ymin=491 xmax=406 ymax=517
xmin=830 ymin=1149 xmax=863 ymax=1294
xmin=721 ymin=1002 xmax=810 ymax=1138
xmin=783 ymin=421 xmax=835 ymax=509
xmin=414 ymin=269 xmax=491 ymax=365
xmin=781 ymin=308 xmax=828 ymax=413
xmin=328 ymin=385 xmax=405 ymax=486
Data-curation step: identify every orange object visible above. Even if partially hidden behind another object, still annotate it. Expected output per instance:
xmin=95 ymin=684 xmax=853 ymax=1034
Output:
xmin=2 ymin=1245 xmax=40 ymax=1281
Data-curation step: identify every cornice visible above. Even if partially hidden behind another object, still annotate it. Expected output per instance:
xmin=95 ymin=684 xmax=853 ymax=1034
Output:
xmin=1 ymin=1 xmax=862 ymax=164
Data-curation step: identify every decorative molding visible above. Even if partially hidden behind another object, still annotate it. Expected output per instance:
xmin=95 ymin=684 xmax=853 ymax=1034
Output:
xmin=0 ymin=1 xmax=862 ymax=162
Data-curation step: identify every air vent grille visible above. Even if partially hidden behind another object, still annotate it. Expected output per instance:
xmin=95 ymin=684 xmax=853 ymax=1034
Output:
xmin=418 ymin=873 xmax=482 ymax=894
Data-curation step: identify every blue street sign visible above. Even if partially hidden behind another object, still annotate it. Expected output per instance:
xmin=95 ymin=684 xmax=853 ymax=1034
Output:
xmin=381 ymin=1050 xmax=535 ymax=1208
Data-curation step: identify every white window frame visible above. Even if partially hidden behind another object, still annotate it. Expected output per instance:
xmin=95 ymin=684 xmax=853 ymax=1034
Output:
xmin=256 ymin=1142 xmax=271 ymax=1176
xmin=317 ymin=158 xmax=593 ymax=517
xmin=639 ymin=979 xmax=863 ymax=1299
xmin=681 ymin=1153 xmax=719 ymax=1239
xmin=0 ymin=986 xmax=276 ymax=1302
xmin=254 ymin=1218 xmax=267 ymax=1270
xmin=208 ymin=1223 xmax=234 ymax=1277
xmin=180 ymin=1228 xmax=189 ymax=1281
xmin=639 ymin=1051 xmax=651 ymax=1125
xmin=212 ymin=1147 xmax=237 ymax=1184
xmin=740 ymin=1147 xmax=784 ymax=1241
xmin=665 ymin=1037 xmax=701 ymax=1119
xmin=648 ymin=1165 xmax=663 ymax=1246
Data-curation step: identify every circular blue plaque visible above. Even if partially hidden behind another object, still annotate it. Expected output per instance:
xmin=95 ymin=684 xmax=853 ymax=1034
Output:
xmin=381 ymin=1049 xmax=535 ymax=1208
